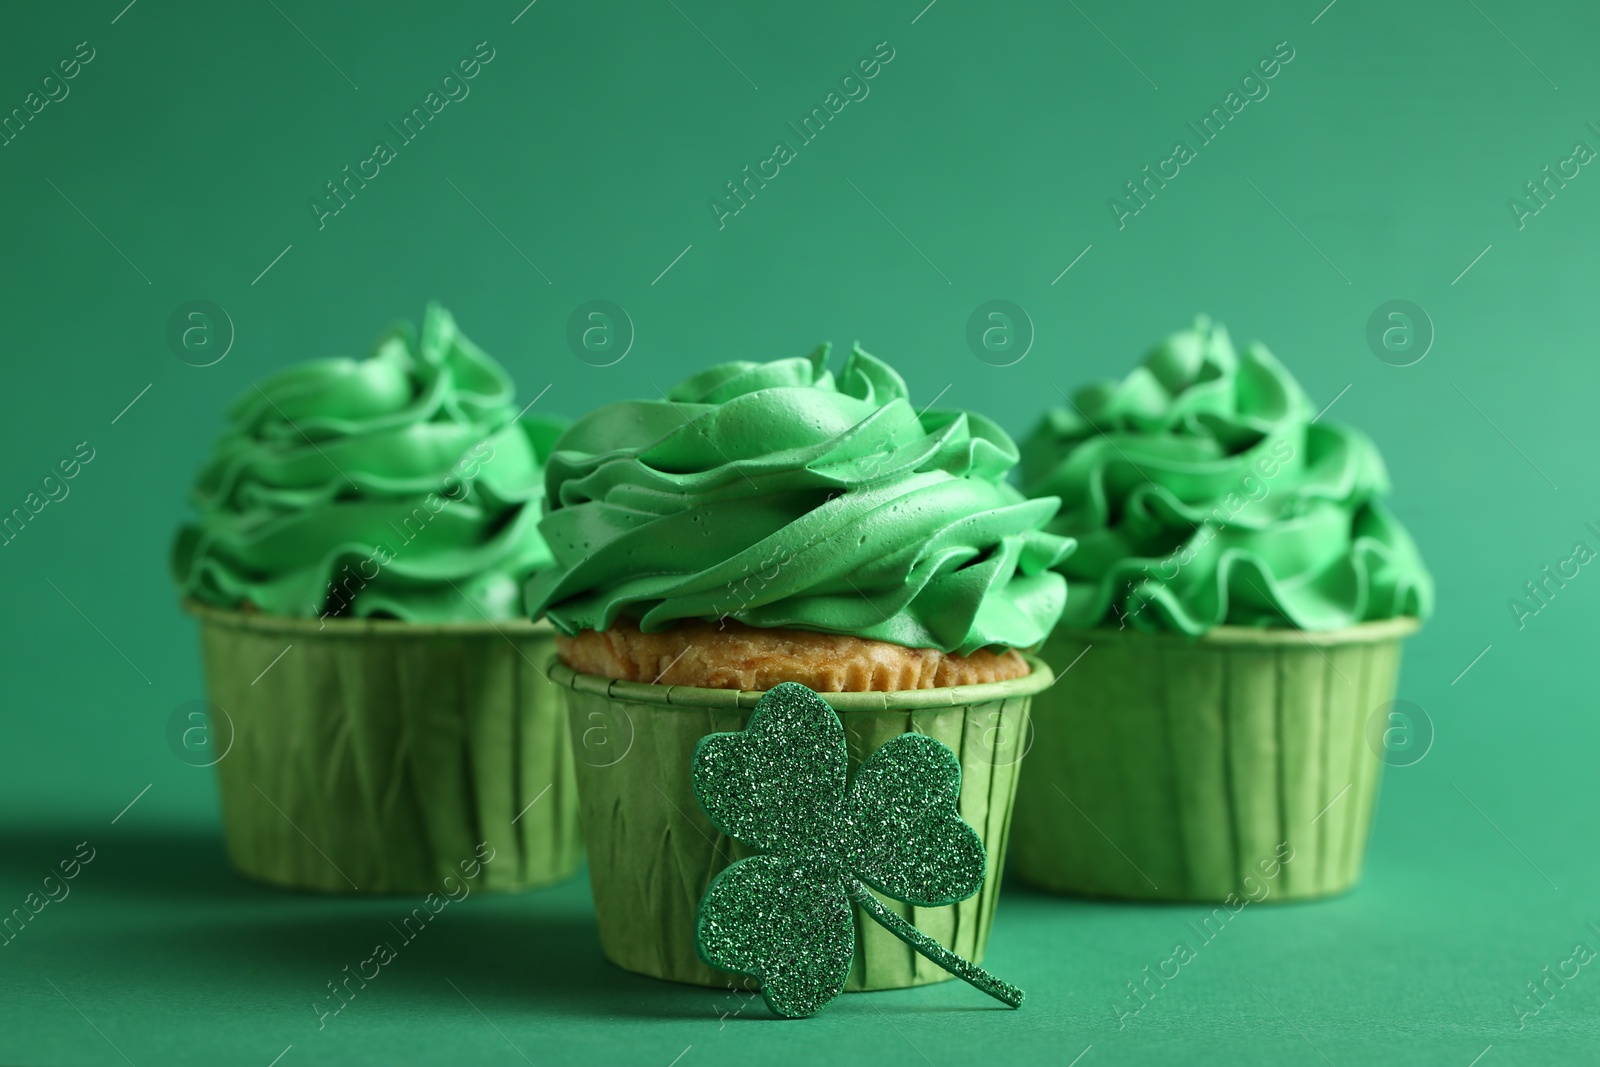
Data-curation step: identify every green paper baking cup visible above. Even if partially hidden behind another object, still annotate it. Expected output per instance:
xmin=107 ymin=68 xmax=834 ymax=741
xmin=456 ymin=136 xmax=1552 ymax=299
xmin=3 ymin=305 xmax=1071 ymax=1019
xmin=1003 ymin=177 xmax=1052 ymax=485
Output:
xmin=1010 ymin=617 xmax=1420 ymax=903
xmin=184 ymin=601 xmax=582 ymax=894
xmin=554 ymin=655 xmax=1053 ymax=991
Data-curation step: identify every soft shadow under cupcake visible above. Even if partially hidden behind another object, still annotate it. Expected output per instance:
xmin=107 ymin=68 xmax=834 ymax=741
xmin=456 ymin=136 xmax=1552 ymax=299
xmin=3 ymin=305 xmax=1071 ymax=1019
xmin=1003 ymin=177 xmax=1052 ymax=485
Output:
xmin=0 ymin=822 xmax=250 ymax=902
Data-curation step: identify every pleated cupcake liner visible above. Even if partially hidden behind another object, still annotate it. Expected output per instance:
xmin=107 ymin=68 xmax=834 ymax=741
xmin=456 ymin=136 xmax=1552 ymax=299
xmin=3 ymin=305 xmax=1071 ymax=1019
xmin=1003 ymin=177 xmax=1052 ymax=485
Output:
xmin=186 ymin=601 xmax=582 ymax=894
xmin=1010 ymin=617 xmax=1419 ymax=902
xmin=553 ymin=656 xmax=1054 ymax=991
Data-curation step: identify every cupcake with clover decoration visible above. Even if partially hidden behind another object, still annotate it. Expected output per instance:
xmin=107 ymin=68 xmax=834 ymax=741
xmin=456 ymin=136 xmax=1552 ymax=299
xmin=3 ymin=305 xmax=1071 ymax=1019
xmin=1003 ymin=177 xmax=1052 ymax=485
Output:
xmin=527 ymin=343 xmax=1073 ymax=990
xmin=172 ymin=303 xmax=579 ymax=894
xmin=1010 ymin=316 xmax=1432 ymax=902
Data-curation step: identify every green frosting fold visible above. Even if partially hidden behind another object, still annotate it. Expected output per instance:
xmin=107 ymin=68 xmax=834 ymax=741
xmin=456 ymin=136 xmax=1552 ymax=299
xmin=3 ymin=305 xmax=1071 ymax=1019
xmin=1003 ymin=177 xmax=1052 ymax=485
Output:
xmin=173 ymin=304 xmax=564 ymax=622
xmin=1019 ymin=317 xmax=1432 ymax=635
xmin=526 ymin=345 xmax=1073 ymax=655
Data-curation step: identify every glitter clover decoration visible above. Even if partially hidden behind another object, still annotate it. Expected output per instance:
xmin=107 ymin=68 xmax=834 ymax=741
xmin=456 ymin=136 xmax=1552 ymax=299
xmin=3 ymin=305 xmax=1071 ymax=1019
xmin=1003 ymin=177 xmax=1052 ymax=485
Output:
xmin=690 ymin=681 xmax=1025 ymax=1018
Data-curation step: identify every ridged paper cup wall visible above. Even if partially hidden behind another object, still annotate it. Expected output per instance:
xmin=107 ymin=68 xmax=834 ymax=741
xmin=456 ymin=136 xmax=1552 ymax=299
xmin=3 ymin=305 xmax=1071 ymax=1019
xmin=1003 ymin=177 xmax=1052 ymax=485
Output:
xmin=186 ymin=602 xmax=582 ymax=894
xmin=555 ymin=655 xmax=1053 ymax=991
xmin=1010 ymin=617 xmax=1420 ymax=902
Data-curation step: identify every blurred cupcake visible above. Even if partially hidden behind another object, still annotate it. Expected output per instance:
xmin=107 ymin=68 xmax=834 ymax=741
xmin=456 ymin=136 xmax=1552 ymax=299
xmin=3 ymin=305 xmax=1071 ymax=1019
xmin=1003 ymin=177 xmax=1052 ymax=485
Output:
xmin=528 ymin=344 xmax=1072 ymax=989
xmin=173 ymin=303 xmax=580 ymax=894
xmin=1011 ymin=317 xmax=1432 ymax=901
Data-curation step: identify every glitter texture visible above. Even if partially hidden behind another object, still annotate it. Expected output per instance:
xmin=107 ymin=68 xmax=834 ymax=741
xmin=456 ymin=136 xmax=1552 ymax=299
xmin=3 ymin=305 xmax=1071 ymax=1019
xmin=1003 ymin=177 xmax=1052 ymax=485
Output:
xmin=691 ymin=681 xmax=1025 ymax=1018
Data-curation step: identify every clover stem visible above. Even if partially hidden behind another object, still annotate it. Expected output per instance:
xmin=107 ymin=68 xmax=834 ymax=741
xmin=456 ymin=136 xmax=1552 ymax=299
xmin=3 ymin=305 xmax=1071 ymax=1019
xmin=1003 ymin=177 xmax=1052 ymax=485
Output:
xmin=844 ymin=877 xmax=1024 ymax=1009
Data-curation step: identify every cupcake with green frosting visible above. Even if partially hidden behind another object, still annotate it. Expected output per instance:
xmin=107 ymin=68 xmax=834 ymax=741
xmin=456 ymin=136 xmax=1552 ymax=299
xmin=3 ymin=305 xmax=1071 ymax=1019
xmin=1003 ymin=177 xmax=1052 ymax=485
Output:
xmin=173 ymin=304 xmax=580 ymax=894
xmin=1010 ymin=317 xmax=1432 ymax=902
xmin=529 ymin=344 xmax=1072 ymax=990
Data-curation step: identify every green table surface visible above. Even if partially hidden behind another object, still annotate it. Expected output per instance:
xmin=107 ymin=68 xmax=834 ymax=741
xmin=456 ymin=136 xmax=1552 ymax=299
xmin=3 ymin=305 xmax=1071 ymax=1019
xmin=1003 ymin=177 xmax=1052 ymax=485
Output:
xmin=4 ymin=0 xmax=1600 ymax=1062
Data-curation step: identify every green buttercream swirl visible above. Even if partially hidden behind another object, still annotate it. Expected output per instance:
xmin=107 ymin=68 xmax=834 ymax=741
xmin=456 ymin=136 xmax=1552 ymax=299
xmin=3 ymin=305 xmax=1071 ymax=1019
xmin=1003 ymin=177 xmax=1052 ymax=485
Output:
xmin=173 ymin=304 xmax=564 ymax=622
xmin=1019 ymin=317 xmax=1433 ymax=635
xmin=526 ymin=345 xmax=1074 ymax=655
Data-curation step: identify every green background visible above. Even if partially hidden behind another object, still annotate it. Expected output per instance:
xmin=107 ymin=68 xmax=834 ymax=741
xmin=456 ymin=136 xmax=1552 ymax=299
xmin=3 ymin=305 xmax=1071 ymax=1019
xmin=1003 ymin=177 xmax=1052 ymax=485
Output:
xmin=1 ymin=0 xmax=1595 ymax=1063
